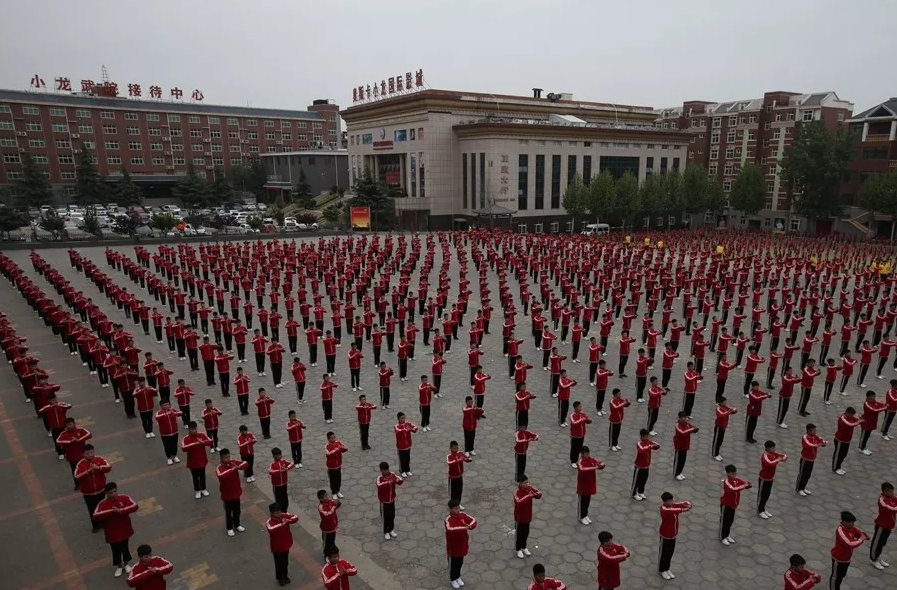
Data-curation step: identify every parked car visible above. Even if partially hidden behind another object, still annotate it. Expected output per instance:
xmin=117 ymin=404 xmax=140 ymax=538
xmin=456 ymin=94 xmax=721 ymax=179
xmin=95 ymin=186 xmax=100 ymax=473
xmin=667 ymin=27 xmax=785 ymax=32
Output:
xmin=256 ymin=203 xmax=268 ymax=211
xmin=2 ymin=229 xmax=26 ymax=241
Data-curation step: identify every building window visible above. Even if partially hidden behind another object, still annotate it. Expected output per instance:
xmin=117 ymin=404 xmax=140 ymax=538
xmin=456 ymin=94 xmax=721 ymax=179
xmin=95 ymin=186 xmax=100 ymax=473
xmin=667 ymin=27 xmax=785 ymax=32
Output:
xmin=26 ymin=122 xmax=42 ymax=132
xmin=518 ymin=154 xmax=529 ymax=210
xmin=567 ymin=155 xmax=577 ymax=185
xmin=583 ymin=155 xmax=592 ymax=185
xmin=247 ymin=131 xmax=257 ymax=139
xmin=102 ymin=125 xmax=116 ymax=134
xmin=298 ymin=134 xmax=307 ymax=141
xmin=55 ymin=139 xmax=71 ymax=149
xmin=534 ymin=154 xmax=545 ymax=209
xmin=298 ymin=122 xmax=307 ymax=129
xmin=265 ymin=132 xmax=275 ymax=140
xmin=282 ymin=133 xmax=292 ymax=141
xmin=148 ymin=127 xmax=161 ymax=136
xmin=173 ymin=157 xmax=185 ymax=165
xmin=724 ymin=163 xmax=734 ymax=175
xmin=470 ymin=153 xmax=476 ymax=207
xmin=170 ymin=128 xmax=182 ymax=137
xmin=146 ymin=113 xmax=159 ymax=122
xmin=313 ymin=122 xmax=322 ymax=129
xmin=151 ymin=142 xmax=162 ymax=150
xmin=168 ymin=114 xmax=181 ymax=123
xmin=410 ymin=152 xmax=417 ymax=198
xmin=249 ymin=145 xmax=259 ymax=153
xmin=130 ymin=156 xmax=144 ymax=165
xmin=48 ymin=123 xmax=66 ymax=133
xmin=230 ymin=145 xmax=241 ymax=152
xmin=75 ymin=109 xmax=91 ymax=118
xmin=712 ymin=118 xmax=721 ymax=128
xmin=128 ymin=141 xmax=142 ymax=150
xmin=790 ymin=218 xmax=801 ymax=232
xmin=863 ymin=147 xmax=888 ymax=160
xmin=152 ymin=157 xmax=165 ymax=166
xmin=802 ymin=110 xmax=814 ymax=122
xmin=210 ymin=130 xmax=221 ymax=138
xmin=280 ymin=121 xmax=290 ymax=128
xmin=23 ymin=105 xmax=40 ymax=115
xmin=480 ymin=153 xmax=486 ymax=208
xmin=28 ymin=138 xmax=46 ymax=148
xmin=728 ymin=116 xmax=737 ymax=126
xmin=100 ymin=110 xmax=115 ymax=119
xmin=767 ymin=181 xmax=775 ymax=193
xmin=77 ymin=124 xmax=93 ymax=134
xmin=534 ymin=223 xmax=543 ymax=233
xmin=517 ymin=223 xmax=527 ymax=234
xmin=127 ymin=126 xmax=139 ymax=135
xmin=188 ymin=115 xmax=200 ymax=124
xmin=723 ymin=181 xmax=731 ymax=192
xmin=418 ymin=151 xmax=425 ymax=198
xmin=726 ymin=131 xmax=735 ymax=143
xmin=0 ymin=138 xmax=15 ymax=147
xmin=646 ymin=156 xmax=655 ymax=175
xmin=192 ymin=157 xmax=205 ymax=166
xmin=212 ymin=157 xmax=223 ymax=166
xmin=672 ymin=158 xmax=680 ymax=171
xmin=246 ymin=119 xmax=257 ymax=126
xmin=711 ymin=133 xmax=720 ymax=144
xmin=551 ymin=155 xmax=561 ymax=208
xmin=193 ymin=144 xmax=203 ymax=152
xmin=550 ymin=222 xmax=559 ymax=233
xmin=105 ymin=141 xmax=119 ymax=150
xmin=3 ymin=154 xmax=21 ymax=163
xmin=837 ymin=112 xmax=844 ymax=122
xmin=227 ymin=118 xmax=238 ymax=125
xmin=600 ymin=155 xmax=640 ymax=179
xmin=189 ymin=129 xmax=202 ymax=138
xmin=60 ymin=171 xmax=76 ymax=179
xmin=211 ymin=144 xmax=222 ymax=152
xmin=107 ymin=156 xmax=121 ymax=165
xmin=171 ymin=143 xmax=183 ymax=151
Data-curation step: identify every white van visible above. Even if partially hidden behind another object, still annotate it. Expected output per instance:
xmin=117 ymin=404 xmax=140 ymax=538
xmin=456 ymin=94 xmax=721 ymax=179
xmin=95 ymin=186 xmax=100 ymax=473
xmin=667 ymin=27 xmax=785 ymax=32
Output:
xmin=581 ymin=223 xmax=610 ymax=236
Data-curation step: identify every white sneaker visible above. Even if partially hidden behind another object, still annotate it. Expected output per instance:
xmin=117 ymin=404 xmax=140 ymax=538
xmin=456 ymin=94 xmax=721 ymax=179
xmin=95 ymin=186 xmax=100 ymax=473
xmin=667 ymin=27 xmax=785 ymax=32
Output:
xmin=390 ymin=531 xmax=397 ymax=538
xmin=401 ymin=472 xmax=408 ymax=477
xmin=873 ymin=560 xmax=886 ymax=570
xmin=150 ymin=432 xmax=156 ymax=438
xmin=58 ymin=454 xmax=65 ymax=460
xmin=516 ymin=550 xmax=525 ymax=559
xmin=194 ymin=491 xmax=202 ymax=499
xmin=352 ymin=387 xmax=357 ymax=392
xmin=385 ymin=533 xmax=391 ymax=540
xmin=798 ymin=490 xmax=807 ymax=496
xmin=560 ymin=422 xmax=568 ymax=427
xmin=124 ymin=564 xmax=132 ymax=573
xmin=201 ymin=490 xmax=209 ymax=496
xmin=804 ymin=488 xmax=812 ymax=495
xmin=145 ymin=433 xmax=152 ymax=439
xmin=713 ymin=455 xmax=723 ymax=462
xmin=114 ymin=567 xmax=123 ymax=578
xmin=167 ymin=458 xmax=174 ymax=465
xmin=675 ymin=474 xmax=685 ymax=481
xmin=470 ymin=450 xmax=476 ymax=456
xmin=571 ymin=463 xmax=578 ymax=469
xmin=633 ymin=494 xmax=645 ymax=501
xmin=667 ymin=570 xmax=676 ymax=579
xmin=861 ymin=449 xmax=872 ymax=455
xmin=297 ymin=463 xmax=303 ymax=468
xmin=778 ymin=423 xmax=788 ymax=429
xmin=451 ymin=581 xmax=461 ymax=589
xmin=649 ymin=431 xmax=657 ymax=436
xmin=883 ymin=434 xmax=893 ymax=441
xmin=337 ymin=492 xmax=345 ymax=498
xmin=727 ymin=537 xmax=736 ymax=544
xmin=880 ymin=559 xmax=890 ymax=567
xmin=210 ymin=447 xmax=216 ymax=453
xmin=115 ymin=398 xmax=121 ymax=403
xmin=522 ymin=548 xmax=531 ymax=556
xmin=721 ymin=538 xmax=731 ymax=546
xmin=835 ymin=469 xmax=846 ymax=476
xmin=236 ymin=526 xmax=245 ymax=532
xmin=759 ymin=511 xmax=770 ymax=519
xmin=173 ymin=456 xmax=180 ymax=463
xmin=580 ymin=517 xmax=590 ymax=525
xmin=661 ymin=571 xmax=671 ymax=580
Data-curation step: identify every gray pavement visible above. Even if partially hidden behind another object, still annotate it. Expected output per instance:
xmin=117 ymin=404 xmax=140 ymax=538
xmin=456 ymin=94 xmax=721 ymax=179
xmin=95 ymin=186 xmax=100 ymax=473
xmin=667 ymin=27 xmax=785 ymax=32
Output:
xmin=2 ymin=239 xmax=896 ymax=590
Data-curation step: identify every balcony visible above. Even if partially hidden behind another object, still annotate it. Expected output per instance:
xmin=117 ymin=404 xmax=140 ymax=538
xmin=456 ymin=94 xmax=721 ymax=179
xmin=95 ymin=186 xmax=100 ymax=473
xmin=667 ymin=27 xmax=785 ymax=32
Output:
xmin=865 ymin=134 xmax=891 ymax=142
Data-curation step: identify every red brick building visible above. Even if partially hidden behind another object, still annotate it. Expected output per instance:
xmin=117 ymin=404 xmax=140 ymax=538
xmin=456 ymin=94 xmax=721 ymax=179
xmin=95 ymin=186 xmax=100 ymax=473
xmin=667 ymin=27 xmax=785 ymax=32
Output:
xmin=0 ymin=88 xmax=341 ymax=200
xmin=655 ymin=91 xmax=852 ymax=231
xmin=843 ymin=97 xmax=897 ymax=203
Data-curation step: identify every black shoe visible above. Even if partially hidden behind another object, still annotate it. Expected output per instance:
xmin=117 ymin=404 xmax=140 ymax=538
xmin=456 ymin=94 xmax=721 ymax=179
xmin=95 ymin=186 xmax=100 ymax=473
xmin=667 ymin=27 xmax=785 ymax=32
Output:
xmin=747 ymin=438 xmax=757 ymax=444
xmin=278 ymin=580 xmax=288 ymax=587
xmin=91 ymin=526 xmax=100 ymax=533
xmin=284 ymin=577 xmax=291 ymax=584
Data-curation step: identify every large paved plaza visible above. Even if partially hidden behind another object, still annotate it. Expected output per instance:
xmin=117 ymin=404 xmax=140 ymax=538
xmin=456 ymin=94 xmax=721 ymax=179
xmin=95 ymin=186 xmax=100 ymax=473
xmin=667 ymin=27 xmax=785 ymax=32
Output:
xmin=1 ymin=236 xmax=896 ymax=590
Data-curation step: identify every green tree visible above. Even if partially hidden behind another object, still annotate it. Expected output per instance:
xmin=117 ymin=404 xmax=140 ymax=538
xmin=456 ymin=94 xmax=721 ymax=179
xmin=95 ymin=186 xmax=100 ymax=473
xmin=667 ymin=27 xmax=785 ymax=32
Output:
xmin=561 ymin=173 xmax=588 ymax=232
xmin=639 ymin=173 xmax=666 ymax=228
xmin=0 ymin=206 xmax=26 ymax=239
xmin=779 ymin=120 xmax=854 ymax=221
xmin=246 ymin=214 xmax=264 ymax=230
xmin=291 ymin=168 xmax=314 ymax=209
xmin=271 ymin=207 xmax=285 ymax=226
xmin=614 ymin=171 xmax=641 ymax=229
xmin=210 ymin=168 xmax=233 ymax=206
xmin=115 ymin=167 xmax=144 ymax=205
xmin=586 ymin=170 xmax=616 ymax=224
xmin=322 ymin=203 xmax=342 ymax=224
xmin=729 ymin=163 xmax=766 ymax=216
xmin=705 ymin=175 xmax=727 ymax=225
xmin=860 ymin=169 xmax=897 ymax=240
xmin=172 ymin=164 xmax=210 ymax=209
xmin=39 ymin=210 xmax=65 ymax=236
xmin=150 ymin=212 xmax=177 ymax=232
xmin=75 ymin=144 xmax=104 ymax=205
xmin=112 ymin=212 xmax=141 ymax=236
xmin=17 ymin=153 xmax=54 ymax=208
xmin=348 ymin=169 xmax=396 ymax=230
xmin=82 ymin=208 xmax=101 ymax=236
xmin=681 ymin=164 xmax=709 ymax=216
xmin=231 ymin=157 xmax=267 ymax=201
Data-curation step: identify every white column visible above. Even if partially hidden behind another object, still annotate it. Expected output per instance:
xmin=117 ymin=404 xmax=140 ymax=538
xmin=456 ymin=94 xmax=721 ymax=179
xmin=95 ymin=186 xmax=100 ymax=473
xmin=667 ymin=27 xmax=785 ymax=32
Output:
xmin=862 ymin=122 xmax=869 ymax=142
xmin=889 ymin=121 xmax=896 ymax=141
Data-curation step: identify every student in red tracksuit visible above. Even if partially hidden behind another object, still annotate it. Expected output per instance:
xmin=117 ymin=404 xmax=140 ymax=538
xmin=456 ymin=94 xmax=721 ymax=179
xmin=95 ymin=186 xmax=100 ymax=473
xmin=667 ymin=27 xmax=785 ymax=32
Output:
xmin=181 ymin=421 xmax=213 ymax=498
xmin=237 ymin=425 xmax=257 ymax=482
xmin=719 ymin=464 xmax=751 ymax=545
xmin=513 ymin=474 xmax=542 ymax=558
xmin=268 ymin=447 xmax=295 ymax=512
xmin=528 ymin=563 xmax=566 ymax=590
xmin=658 ymin=492 xmax=691 ymax=579
xmin=830 ymin=511 xmax=869 ymax=590
xmin=56 ymin=417 xmax=92 ymax=488
xmin=322 ymin=545 xmax=357 ymax=590
xmin=266 ymin=502 xmax=300 ymax=586
xmin=74 ymin=444 xmax=113 ymax=531
xmin=376 ymin=462 xmax=403 ymax=539
xmin=447 ymin=439 xmax=472 ymax=504
xmin=870 ymin=481 xmax=897 ymax=569
xmin=256 ymin=388 xmax=275 ymax=439
xmin=318 ymin=489 xmax=342 ymax=555
xmin=757 ymin=440 xmax=787 ymax=519
xmin=355 ymin=394 xmax=377 ymax=450
xmin=858 ymin=390 xmax=887 ymax=454
xmin=776 ymin=367 xmax=801 ymax=428
xmin=607 ymin=389 xmax=630 ymax=451
xmin=325 ymin=431 xmax=349 ymax=497
xmin=216 ymin=449 xmax=249 ymax=537
xmin=93 ymin=482 xmax=139 ymax=578
xmin=568 ymin=401 xmax=592 ymax=466
xmin=154 ymin=401 xmax=183 ymax=464
xmin=126 ymin=545 xmax=173 ymax=589
xmin=783 ymin=553 xmax=821 ymax=590
xmin=672 ymin=413 xmax=698 ymax=480
xmin=832 ymin=408 xmax=859 ymax=475
xmin=576 ymin=445 xmax=605 ymax=525
xmin=596 ymin=530 xmax=629 ymax=590
xmin=445 ymin=499 xmax=476 ymax=588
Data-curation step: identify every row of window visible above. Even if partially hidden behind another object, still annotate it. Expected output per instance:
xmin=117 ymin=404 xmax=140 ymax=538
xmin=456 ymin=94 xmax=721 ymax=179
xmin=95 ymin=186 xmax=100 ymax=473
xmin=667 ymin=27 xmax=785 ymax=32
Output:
xmin=2 ymin=151 xmax=244 ymax=169
xmin=352 ymin=128 xmax=425 ymax=146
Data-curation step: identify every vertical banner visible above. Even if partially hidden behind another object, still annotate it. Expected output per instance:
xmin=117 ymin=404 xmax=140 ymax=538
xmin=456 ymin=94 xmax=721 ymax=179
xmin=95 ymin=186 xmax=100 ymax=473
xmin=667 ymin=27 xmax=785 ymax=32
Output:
xmin=350 ymin=207 xmax=371 ymax=230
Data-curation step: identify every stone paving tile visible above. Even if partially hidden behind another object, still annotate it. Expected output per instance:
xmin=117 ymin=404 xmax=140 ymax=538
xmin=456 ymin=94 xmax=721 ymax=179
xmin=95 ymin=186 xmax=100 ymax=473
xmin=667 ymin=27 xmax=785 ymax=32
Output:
xmin=5 ymin=241 xmax=897 ymax=590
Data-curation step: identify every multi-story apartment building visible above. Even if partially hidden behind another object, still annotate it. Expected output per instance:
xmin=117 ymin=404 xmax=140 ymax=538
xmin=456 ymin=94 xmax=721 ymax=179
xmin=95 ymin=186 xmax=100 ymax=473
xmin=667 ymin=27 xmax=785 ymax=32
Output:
xmin=843 ymin=97 xmax=897 ymax=203
xmin=343 ymin=88 xmax=693 ymax=231
xmin=656 ymin=91 xmax=852 ymax=232
xmin=0 ymin=88 xmax=341 ymax=200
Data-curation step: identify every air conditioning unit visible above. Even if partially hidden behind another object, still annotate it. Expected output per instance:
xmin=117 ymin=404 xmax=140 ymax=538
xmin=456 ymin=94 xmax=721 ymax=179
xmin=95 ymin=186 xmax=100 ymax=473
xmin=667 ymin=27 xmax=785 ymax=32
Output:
xmin=166 ymin=166 xmax=175 ymax=170
xmin=73 ymin=149 xmax=81 ymax=154
xmin=242 ymin=152 xmax=249 ymax=157
xmin=205 ymin=165 xmax=214 ymax=170
xmin=240 ymin=139 xmax=248 ymax=144
xmin=276 ymin=140 xmax=283 ymax=145
xmin=18 ymin=147 xmax=25 ymax=152
xmin=202 ymin=138 xmax=210 ymax=142
xmin=16 ymin=131 xmax=26 ymax=136
xmin=204 ymin=152 xmax=211 ymax=157
xmin=164 ymin=150 xmax=172 ymax=155
xmin=162 ymin=136 xmax=170 ymax=141
xmin=71 ymin=133 xmax=80 ymax=139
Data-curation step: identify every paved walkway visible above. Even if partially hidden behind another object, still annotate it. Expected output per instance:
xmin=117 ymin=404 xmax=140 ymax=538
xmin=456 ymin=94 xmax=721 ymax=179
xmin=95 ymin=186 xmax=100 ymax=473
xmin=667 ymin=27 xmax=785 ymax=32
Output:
xmin=2 ymin=241 xmax=896 ymax=590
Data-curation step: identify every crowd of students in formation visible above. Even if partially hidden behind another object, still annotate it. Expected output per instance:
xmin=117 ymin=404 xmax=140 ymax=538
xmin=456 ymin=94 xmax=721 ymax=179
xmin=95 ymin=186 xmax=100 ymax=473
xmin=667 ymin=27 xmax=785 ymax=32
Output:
xmin=1 ymin=228 xmax=897 ymax=590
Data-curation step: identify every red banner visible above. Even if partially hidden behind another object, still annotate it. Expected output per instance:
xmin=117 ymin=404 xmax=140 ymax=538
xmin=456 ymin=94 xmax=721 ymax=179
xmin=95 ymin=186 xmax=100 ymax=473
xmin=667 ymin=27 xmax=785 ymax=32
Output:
xmin=350 ymin=207 xmax=371 ymax=230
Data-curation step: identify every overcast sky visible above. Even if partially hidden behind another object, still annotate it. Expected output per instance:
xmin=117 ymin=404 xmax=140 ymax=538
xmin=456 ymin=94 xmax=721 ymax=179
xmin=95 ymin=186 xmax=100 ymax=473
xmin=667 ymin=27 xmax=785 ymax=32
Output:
xmin=1 ymin=0 xmax=893 ymax=114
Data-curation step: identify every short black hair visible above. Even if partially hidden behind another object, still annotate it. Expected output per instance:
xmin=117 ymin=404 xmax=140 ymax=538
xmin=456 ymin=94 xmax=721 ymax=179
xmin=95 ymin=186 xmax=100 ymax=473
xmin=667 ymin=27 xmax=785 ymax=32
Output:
xmin=137 ymin=544 xmax=152 ymax=556
xmin=661 ymin=492 xmax=673 ymax=501
xmin=841 ymin=511 xmax=856 ymax=523
xmin=532 ymin=564 xmax=546 ymax=576
xmin=789 ymin=554 xmax=806 ymax=567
